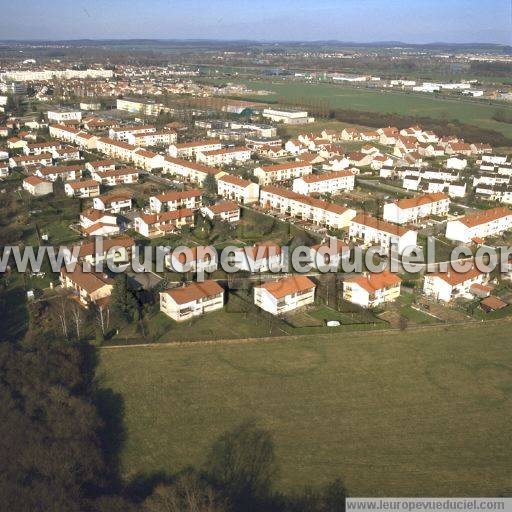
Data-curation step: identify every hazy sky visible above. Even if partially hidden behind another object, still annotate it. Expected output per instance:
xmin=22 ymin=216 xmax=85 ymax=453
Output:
xmin=0 ymin=0 xmax=510 ymax=44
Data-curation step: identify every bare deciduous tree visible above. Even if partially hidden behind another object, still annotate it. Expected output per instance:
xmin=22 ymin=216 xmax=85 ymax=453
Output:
xmin=70 ymin=302 xmax=85 ymax=341
xmin=95 ymin=304 xmax=110 ymax=337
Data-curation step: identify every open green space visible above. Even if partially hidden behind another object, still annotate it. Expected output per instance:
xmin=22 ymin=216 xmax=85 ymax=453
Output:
xmin=99 ymin=320 xmax=512 ymax=497
xmin=218 ymin=78 xmax=512 ymax=139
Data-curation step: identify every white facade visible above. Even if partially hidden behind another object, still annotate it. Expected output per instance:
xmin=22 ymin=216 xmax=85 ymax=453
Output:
xmin=160 ymin=281 xmax=224 ymax=322
xmin=445 ymin=208 xmax=512 ymax=243
xmin=383 ymin=193 xmax=450 ymax=225
xmin=349 ymin=214 xmax=418 ymax=254
xmin=254 ymin=275 xmax=316 ymax=315
xmin=196 ymin=146 xmax=251 ymax=167
xmin=262 ymin=108 xmax=314 ymax=125
xmin=260 ymin=186 xmax=356 ymax=230
xmin=149 ymin=189 xmax=202 ymax=213
xmin=423 ymin=268 xmax=488 ymax=302
xmin=292 ymin=171 xmax=355 ymax=195
xmin=217 ymin=174 xmax=260 ymax=204
xmin=343 ymin=271 xmax=402 ymax=308
xmin=254 ymin=162 xmax=313 ymax=186
xmin=169 ymin=140 xmax=222 ymax=159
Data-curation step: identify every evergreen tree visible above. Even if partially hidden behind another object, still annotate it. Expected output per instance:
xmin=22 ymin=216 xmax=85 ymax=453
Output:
xmin=110 ymin=273 xmax=138 ymax=322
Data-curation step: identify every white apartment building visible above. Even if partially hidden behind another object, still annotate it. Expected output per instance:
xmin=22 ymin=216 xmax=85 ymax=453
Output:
xmin=134 ymin=209 xmax=195 ymax=237
xmin=262 ymin=108 xmax=314 ymax=125
xmin=9 ymin=153 xmax=53 ymax=168
xmin=54 ymin=146 xmax=81 ymax=161
xmin=80 ymin=208 xmax=118 ymax=234
xmin=446 ymin=157 xmax=467 ymax=170
xmin=160 ymin=280 xmax=224 ymax=322
xmin=64 ymin=179 xmax=100 ymax=198
xmin=233 ymin=242 xmax=284 ymax=272
xmin=343 ymin=271 xmax=402 ymax=308
xmin=93 ymin=193 xmax=133 ymax=213
xmin=91 ymin=167 xmax=139 ymax=186
xmin=254 ymin=275 xmax=316 ymax=315
xmin=165 ymin=245 xmax=218 ymax=273
xmin=96 ymin=137 xmax=137 ymax=163
xmin=1 ymin=68 xmax=112 ymax=81
xmin=126 ymin=130 xmax=177 ymax=147
xmin=445 ymin=207 xmax=512 ymax=243
xmin=168 ymin=140 xmax=222 ymax=159
xmin=47 ymin=109 xmax=82 ymax=123
xmin=75 ymin=132 xmax=98 ymax=150
xmin=383 ymin=193 xmax=450 ymax=225
xmin=349 ymin=214 xmax=418 ymax=254
xmin=196 ymin=146 xmax=251 ymax=167
xmin=116 ymin=98 xmax=166 ymax=117
xmin=67 ymin=236 xmax=135 ymax=267
xmin=49 ymin=124 xmax=79 ymax=144
xmin=149 ymin=189 xmax=203 ymax=213
xmin=217 ymin=174 xmax=260 ymax=204
xmin=22 ymin=175 xmax=53 ymax=196
xmin=260 ymin=186 xmax=357 ymax=230
xmin=24 ymin=140 xmax=62 ymax=155
xmin=423 ymin=267 xmax=488 ymax=302
xmin=166 ymin=246 xmax=218 ymax=274
xmin=473 ymin=174 xmax=510 ymax=188
xmin=292 ymin=171 xmax=355 ymax=195
xmin=132 ymin=148 xmax=165 ymax=171
xmin=254 ymin=161 xmax=313 ymax=186
xmin=86 ymin=160 xmax=116 ymax=174
xmin=162 ymin=156 xmax=226 ymax=185
xmin=109 ymin=125 xmax=156 ymax=142
xmin=201 ymin=201 xmax=240 ymax=223
xmin=36 ymin=164 xmax=83 ymax=182
xmin=309 ymin=239 xmax=350 ymax=270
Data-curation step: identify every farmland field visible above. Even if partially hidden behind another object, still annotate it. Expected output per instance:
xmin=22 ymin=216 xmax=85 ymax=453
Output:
xmin=99 ymin=320 xmax=512 ymax=497
xmin=219 ymin=78 xmax=512 ymax=139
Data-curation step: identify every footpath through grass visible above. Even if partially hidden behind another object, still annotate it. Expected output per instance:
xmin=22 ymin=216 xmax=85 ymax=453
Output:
xmin=99 ymin=320 xmax=512 ymax=497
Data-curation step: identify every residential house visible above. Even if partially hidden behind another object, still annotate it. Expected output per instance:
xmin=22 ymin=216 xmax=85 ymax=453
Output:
xmin=168 ymin=139 xmax=222 ymax=159
xmin=217 ymin=174 xmax=260 ymax=204
xmin=60 ymin=266 xmax=113 ymax=307
xmin=36 ymin=164 xmax=83 ymax=182
xmin=343 ymin=271 xmax=402 ymax=308
xmin=149 ymin=189 xmax=203 ymax=213
xmin=160 ymin=280 xmax=224 ymax=322
xmin=260 ymin=186 xmax=357 ymax=230
xmin=445 ymin=207 xmax=512 ymax=243
xmin=134 ymin=208 xmax=195 ymax=237
xmin=22 ymin=175 xmax=53 ymax=196
xmin=292 ymin=171 xmax=354 ymax=196
xmin=253 ymin=161 xmax=313 ymax=186
xmin=349 ymin=213 xmax=418 ymax=254
xmin=93 ymin=193 xmax=133 ymax=213
xmin=423 ymin=267 xmax=488 ymax=302
xmin=64 ymin=179 xmax=100 ymax=198
xmin=254 ymin=275 xmax=316 ymax=315
xmin=201 ymin=201 xmax=240 ymax=223
xmin=196 ymin=146 xmax=251 ymax=166
xmin=80 ymin=208 xmax=119 ymax=237
xmin=233 ymin=242 xmax=284 ymax=272
xmin=383 ymin=193 xmax=450 ymax=224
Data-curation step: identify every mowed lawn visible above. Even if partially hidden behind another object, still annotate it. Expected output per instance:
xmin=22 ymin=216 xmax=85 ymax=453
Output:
xmin=228 ymin=79 xmax=512 ymax=139
xmin=99 ymin=321 xmax=512 ymax=497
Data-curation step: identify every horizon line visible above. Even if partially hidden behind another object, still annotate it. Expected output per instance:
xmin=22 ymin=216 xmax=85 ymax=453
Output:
xmin=0 ymin=38 xmax=510 ymax=47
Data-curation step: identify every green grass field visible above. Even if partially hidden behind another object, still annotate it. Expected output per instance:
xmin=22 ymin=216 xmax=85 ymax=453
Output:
xmin=221 ymin=79 xmax=512 ymax=139
xmin=99 ymin=320 xmax=512 ymax=497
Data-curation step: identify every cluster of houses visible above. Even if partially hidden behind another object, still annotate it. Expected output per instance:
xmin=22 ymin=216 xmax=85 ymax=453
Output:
xmin=2 ymin=104 xmax=511 ymax=320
